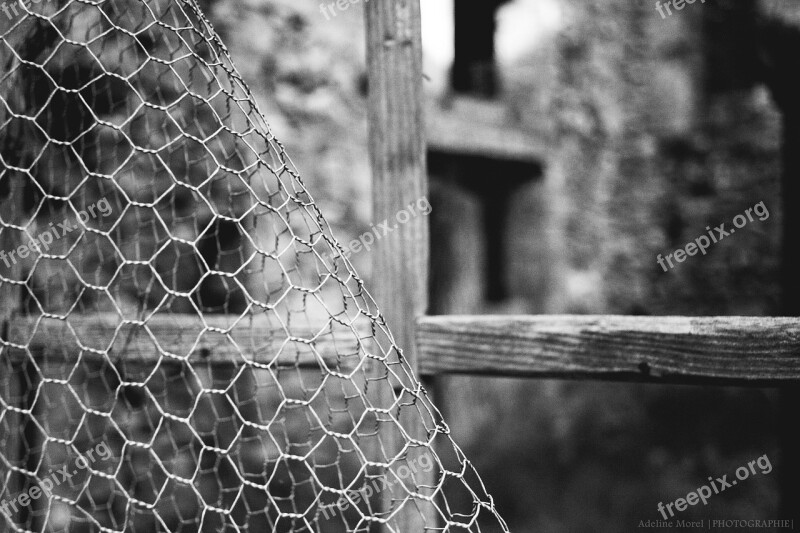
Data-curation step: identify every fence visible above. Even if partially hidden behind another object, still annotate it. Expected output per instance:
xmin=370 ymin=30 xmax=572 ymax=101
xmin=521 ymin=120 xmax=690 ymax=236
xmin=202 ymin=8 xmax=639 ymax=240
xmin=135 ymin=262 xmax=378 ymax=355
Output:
xmin=0 ymin=0 xmax=507 ymax=531
xmin=1 ymin=1 xmax=798 ymax=532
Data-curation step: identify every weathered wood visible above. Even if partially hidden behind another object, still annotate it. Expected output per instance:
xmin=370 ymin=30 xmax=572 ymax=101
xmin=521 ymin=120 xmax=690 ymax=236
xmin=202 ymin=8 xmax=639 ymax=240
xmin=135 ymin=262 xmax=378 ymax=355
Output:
xmin=417 ymin=315 xmax=800 ymax=384
xmin=365 ymin=0 xmax=436 ymax=530
xmin=366 ymin=0 xmax=428 ymax=369
xmin=1 ymin=313 xmax=366 ymax=371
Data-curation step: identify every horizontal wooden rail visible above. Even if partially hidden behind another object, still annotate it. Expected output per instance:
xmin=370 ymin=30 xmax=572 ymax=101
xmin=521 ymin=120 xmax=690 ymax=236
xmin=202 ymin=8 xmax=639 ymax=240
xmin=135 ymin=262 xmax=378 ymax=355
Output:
xmin=416 ymin=315 xmax=800 ymax=385
xmin=7 ymin=313 xmax=800 ymax=384
xmin=0 ymin=313 xmax=369 ymax=370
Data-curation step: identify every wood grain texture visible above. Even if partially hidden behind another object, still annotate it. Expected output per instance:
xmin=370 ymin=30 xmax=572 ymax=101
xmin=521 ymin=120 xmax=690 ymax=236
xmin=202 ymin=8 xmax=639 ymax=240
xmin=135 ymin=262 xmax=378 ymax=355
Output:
xmin=417 ymin=315 xmax=800 ymax=384
xmin=365 ymin=1 xmax=436 ymax=530
xmin=366 ymin=0 xmax=429 ymax=367
xmin=1 ymin=313 xmax=367 ymax=371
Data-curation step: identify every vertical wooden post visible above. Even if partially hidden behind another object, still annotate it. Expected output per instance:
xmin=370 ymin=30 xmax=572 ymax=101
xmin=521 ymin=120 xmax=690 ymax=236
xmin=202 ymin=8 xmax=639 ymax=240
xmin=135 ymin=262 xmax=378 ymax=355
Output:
xmin=365 ymin=0 xmax=436 ymax=530
xmin=365 ymin=2 xmax=428 ymax=339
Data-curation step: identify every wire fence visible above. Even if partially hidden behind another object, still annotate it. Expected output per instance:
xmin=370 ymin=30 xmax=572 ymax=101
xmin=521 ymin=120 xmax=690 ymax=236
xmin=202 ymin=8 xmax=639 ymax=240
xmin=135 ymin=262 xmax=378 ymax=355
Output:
xmin=0 ymin=1 xmax=508 ymax=531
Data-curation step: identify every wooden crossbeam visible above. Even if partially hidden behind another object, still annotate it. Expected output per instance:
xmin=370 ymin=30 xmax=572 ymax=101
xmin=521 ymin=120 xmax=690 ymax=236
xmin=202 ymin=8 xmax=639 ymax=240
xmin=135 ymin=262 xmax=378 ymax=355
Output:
xmin=416 ymin=315 xmax=800 ymax=385
xmin=7 ymin=313 xmax=799 ymax=384
xmin=0 ymin=313 xmax=368 ymax=371
xmin=9 ymin=311 xmax=791 ymax=511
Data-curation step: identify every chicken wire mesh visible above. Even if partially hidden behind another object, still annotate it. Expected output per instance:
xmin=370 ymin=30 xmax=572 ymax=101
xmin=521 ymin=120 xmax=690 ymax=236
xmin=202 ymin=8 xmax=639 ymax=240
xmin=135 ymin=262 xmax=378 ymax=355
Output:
xmin=0 ymin=0 xmax=508 ymax=532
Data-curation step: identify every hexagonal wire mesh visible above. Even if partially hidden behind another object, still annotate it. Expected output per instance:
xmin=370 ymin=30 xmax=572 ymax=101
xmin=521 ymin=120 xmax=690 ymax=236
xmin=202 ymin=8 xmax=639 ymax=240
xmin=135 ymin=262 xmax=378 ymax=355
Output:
xmin=0 ymin=1 xmax=509 ymax=532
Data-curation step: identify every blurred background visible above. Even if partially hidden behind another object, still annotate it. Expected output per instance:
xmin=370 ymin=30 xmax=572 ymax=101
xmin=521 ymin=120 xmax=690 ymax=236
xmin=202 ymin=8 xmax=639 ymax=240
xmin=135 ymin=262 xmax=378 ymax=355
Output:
xmin=1 ymin=0 xmax=797 ymax=531
xmin=200 ymin=0 xmax=795 ymax=530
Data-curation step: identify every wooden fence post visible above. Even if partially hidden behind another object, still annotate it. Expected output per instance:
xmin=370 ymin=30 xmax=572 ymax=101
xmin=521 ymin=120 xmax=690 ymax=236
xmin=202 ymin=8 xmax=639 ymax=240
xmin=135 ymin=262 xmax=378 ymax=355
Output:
xmin=364 ymin=0 xmax=437 ymax=530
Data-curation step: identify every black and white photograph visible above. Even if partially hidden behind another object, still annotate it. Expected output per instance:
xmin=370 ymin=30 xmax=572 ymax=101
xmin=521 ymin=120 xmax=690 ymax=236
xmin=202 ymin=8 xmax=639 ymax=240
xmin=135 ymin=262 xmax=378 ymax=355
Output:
xmin=0 ymin=0 xmax=798 ymax=531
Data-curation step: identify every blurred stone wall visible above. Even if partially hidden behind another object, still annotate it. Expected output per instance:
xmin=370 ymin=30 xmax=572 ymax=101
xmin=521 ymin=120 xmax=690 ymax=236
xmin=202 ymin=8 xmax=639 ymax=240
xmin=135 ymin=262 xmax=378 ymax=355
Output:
xmin=429 ymin=0 xmax=795 ymax=531
xmin=2 ymin=0 xmax=786 ymax=530
xmin=208 ymin=0 xmax=374 ymax=282
xmin=208 ymin=0 xmax=795 ymax=530
xmin=1 ymin=0 xmax=789 ymax=530
xmin=503 ymin=0 xmax=783 ymax=316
